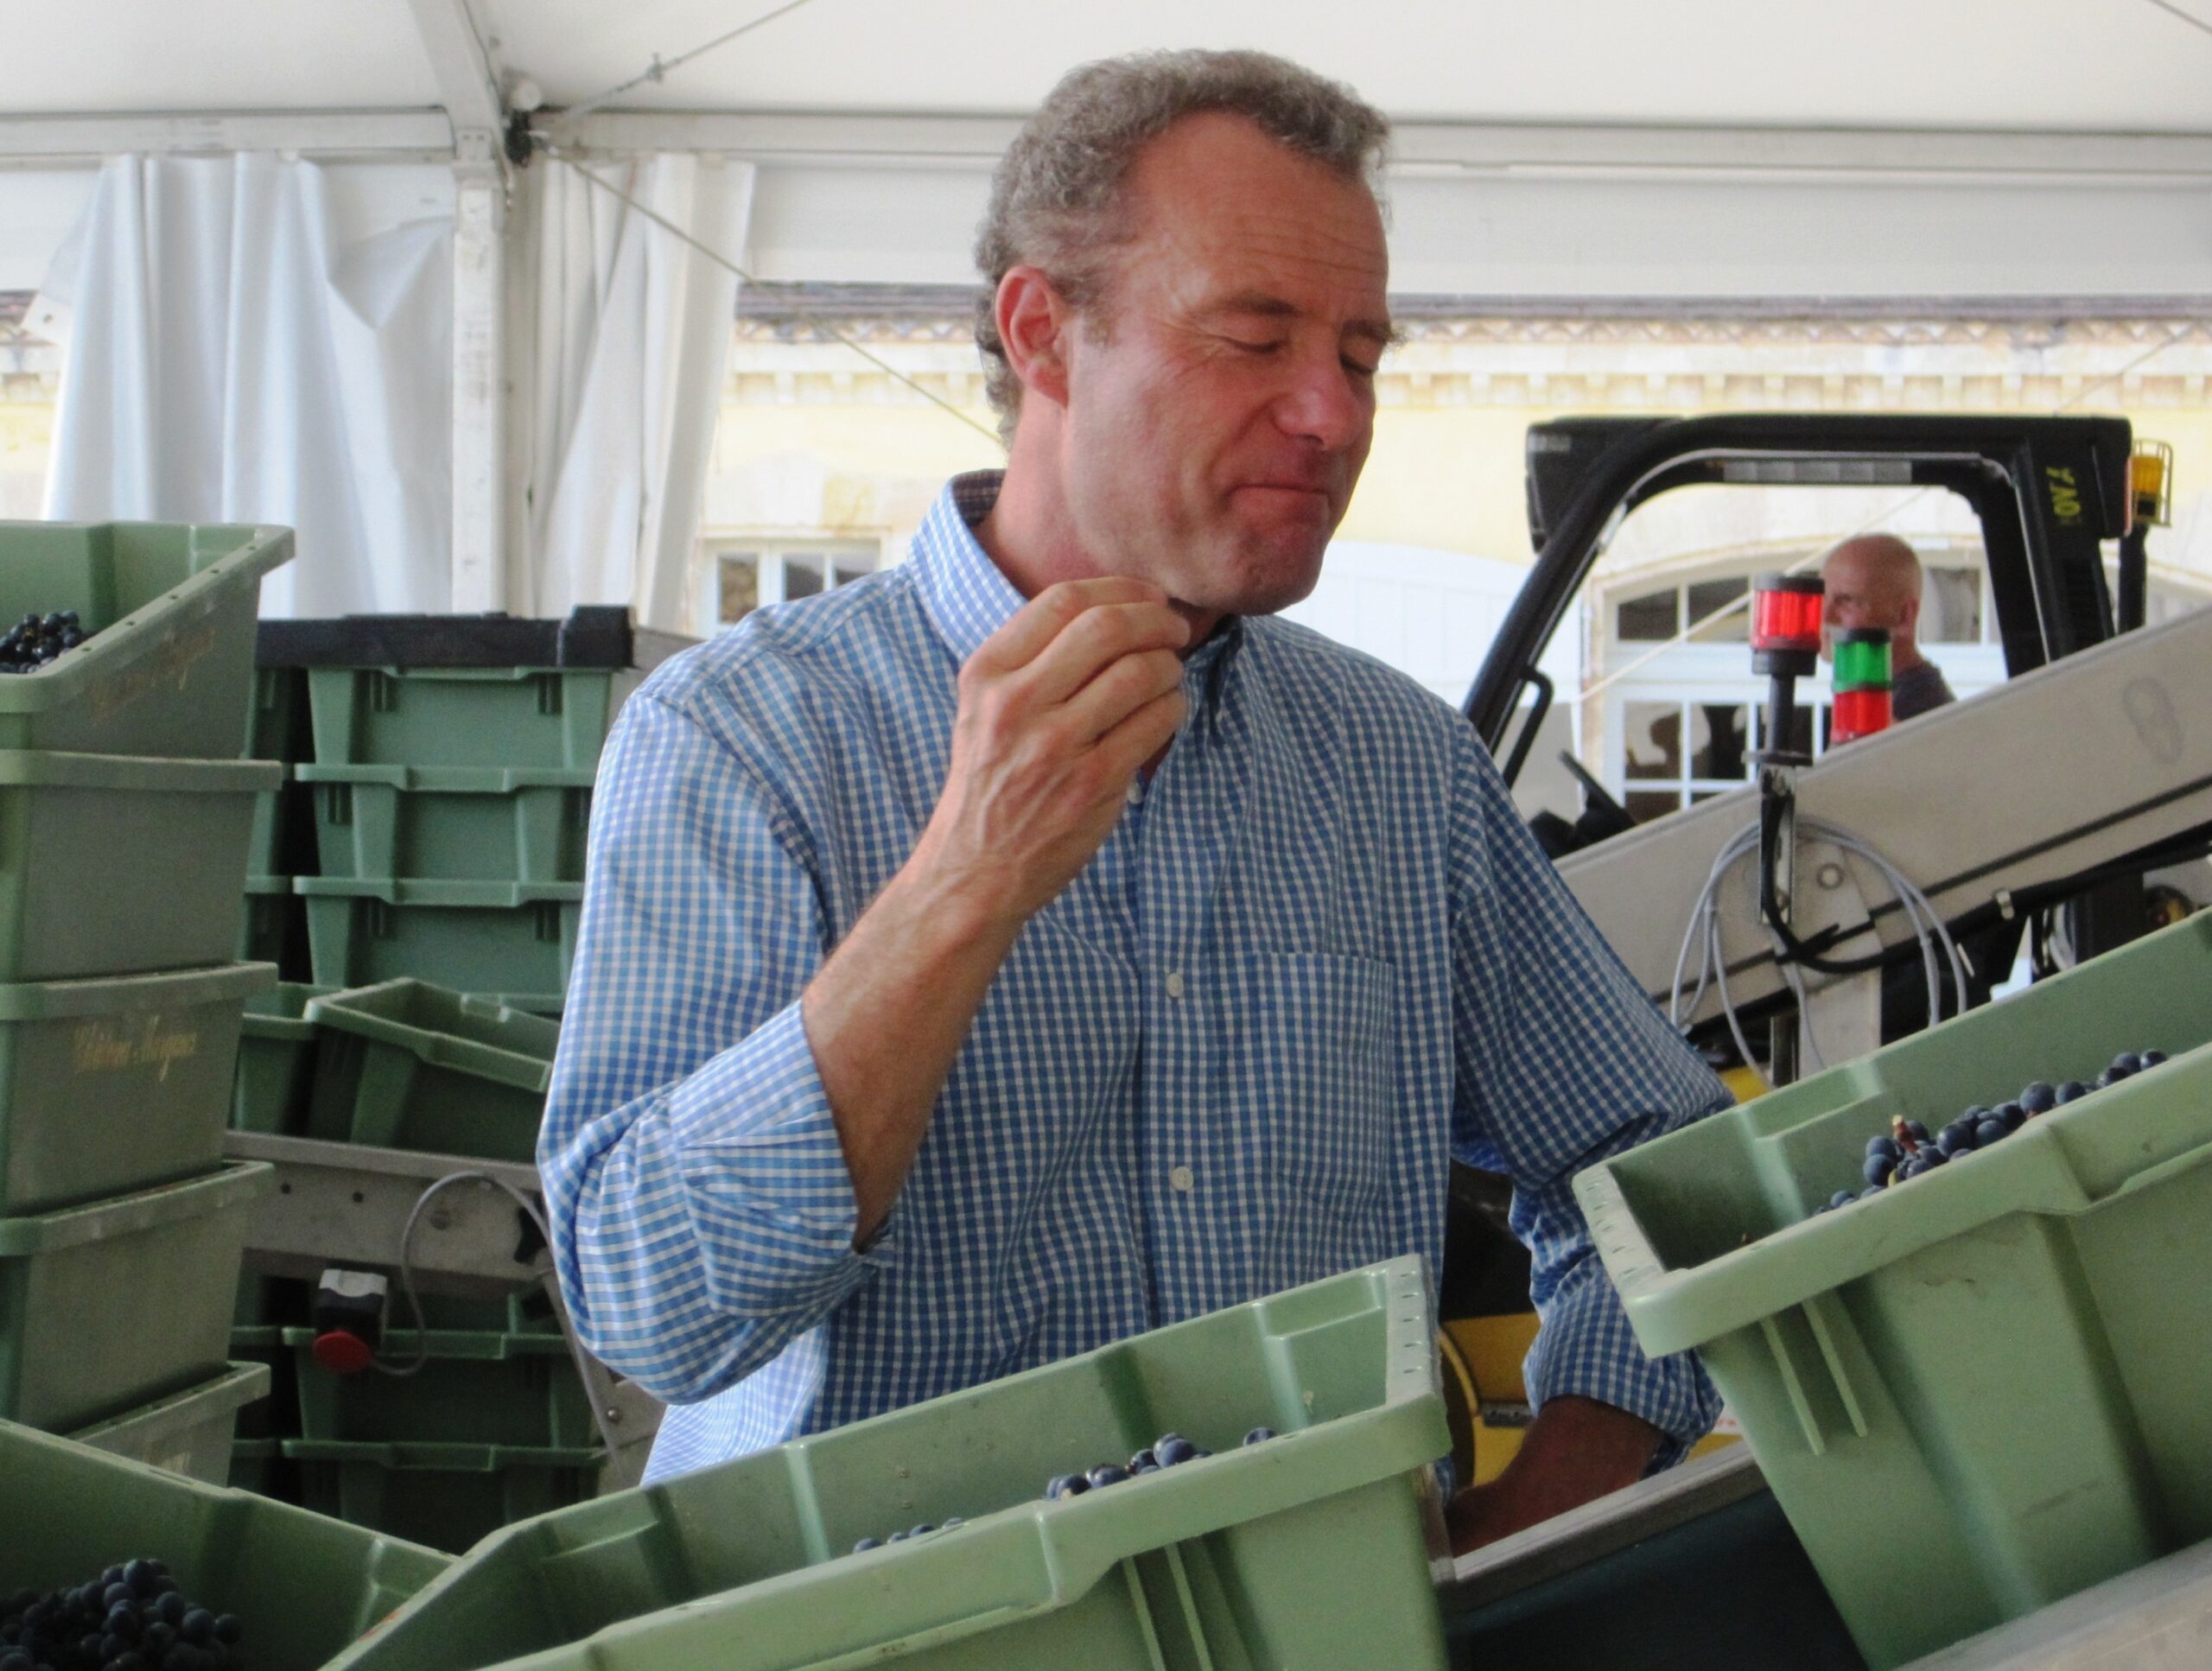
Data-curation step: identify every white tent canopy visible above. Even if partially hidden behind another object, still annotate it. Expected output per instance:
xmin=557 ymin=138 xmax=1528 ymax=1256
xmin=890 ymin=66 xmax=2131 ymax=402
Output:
xmin=4 ymin=0 xmax=2209 ymax=616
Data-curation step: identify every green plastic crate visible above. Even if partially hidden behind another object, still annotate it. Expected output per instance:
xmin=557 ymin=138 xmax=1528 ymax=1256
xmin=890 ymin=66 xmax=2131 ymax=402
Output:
xmin=1577 ymin=912 xmax=2212 ymax=1671
xmin=245 ymin=773 xmax=287 ymax=878
xmin=247 ymin=664 xmax=313 ymax=764
xmin=0 ymin=749 xmax=279 ymax=982
xmin=296 ymin=879 xmax=582 ymax=1000
xmin=0 ymin=959 xmax=274 ymax=1215
xmin=299 ymin=765 xmax=594 ymax=884
xmin=283 ymin=1322 xmax=592 ymax=1449
xmin=285 ymin=1438 xmax=606 ymax=1555
xmin=241 ymin=874 xmax=308 ymax=976
xmin=326 ymin=1256 xmax=1452 ymax=1671
xmin=301 ymin=980 xmax=557 ymax=1160
xmin=231 ymin=982 xmax=334 ymax=1135
xmin=0 ymin=1160 xmax=274 ymax=1432
xmin=306 ymin=666 xmax=616 ymax=771
xmin=0 ymin=1414 xmax=448 ymax=1671
xmin=69 ymin=1359 xmax=271 ymax=1484
xmin=0 ymin=520 xmax=289 ymax=758
xmin=232 ymin=1320 xmax=303 ymax=1445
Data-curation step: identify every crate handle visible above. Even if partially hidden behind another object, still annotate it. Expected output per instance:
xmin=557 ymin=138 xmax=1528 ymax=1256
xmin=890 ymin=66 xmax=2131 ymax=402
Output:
xmin=1758 ymin=1296 xmax=1868 ymax=1456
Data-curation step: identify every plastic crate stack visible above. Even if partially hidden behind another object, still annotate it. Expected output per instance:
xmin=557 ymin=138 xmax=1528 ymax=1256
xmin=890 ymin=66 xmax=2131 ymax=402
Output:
xmin=257 ymin=607 xmax=637 ymax=1008
xmin=227 ymin=610 xmax=647 ymax=1552
xmin=0 ymin=518 xmax=291 ymax=1484
xmin=226 ymin=982 xmax=603 ymax=1548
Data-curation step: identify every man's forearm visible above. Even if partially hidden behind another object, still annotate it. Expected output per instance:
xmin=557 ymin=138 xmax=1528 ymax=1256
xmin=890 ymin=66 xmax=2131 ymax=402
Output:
xmin=1445 ymin=1395 xmax=1662 ymax=1554
xmin=804 ymin=857 xmax=1025 ymax=1243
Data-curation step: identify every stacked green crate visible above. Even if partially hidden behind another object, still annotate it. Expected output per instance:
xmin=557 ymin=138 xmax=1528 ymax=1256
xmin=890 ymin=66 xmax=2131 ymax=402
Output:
xmin=0 ymin=519 xmax=290 ymax=1473
xmin=234 ymin=611 xmax=666 ymax=1531
xmin=301 ymin=981 xmax=558 ymax=1160
xmin=261 ymin=609 xmax=642 ymax=1013
xmin=277 ymin=1293 xmax=602 ymax=1554
xmin=241 ymin=663 xmax=315 ymax=977
xmin=223 ymin=979 xmax=582 ymax=1519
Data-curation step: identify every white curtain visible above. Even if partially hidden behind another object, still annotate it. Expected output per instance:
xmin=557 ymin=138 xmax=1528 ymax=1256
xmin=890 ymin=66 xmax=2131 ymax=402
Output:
xmin=517 ymin=153 xmax=753 ymax=632
xmin=37 ymin=154 xmax=453 ymax=616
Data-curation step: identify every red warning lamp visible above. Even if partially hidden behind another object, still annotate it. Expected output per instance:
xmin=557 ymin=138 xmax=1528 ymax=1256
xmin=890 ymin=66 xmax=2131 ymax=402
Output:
xmin=1831 ymin=685 xmax=1893 ymax=747
xmin=1751 ymin=574 xmax=1825 ymax=675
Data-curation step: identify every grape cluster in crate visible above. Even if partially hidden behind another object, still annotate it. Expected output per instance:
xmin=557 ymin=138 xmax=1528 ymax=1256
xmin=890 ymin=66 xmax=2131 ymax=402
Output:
xmin=1819 ymin=1049 xmax=2171 ymax=1214
xmin=1 ymin=1560 xmax=245 ymax=1671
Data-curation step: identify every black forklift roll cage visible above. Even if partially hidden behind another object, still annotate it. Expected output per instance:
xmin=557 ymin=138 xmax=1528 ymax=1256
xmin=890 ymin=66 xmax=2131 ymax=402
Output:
xmin=1459 ymin=411 xmax=2141 ymax=783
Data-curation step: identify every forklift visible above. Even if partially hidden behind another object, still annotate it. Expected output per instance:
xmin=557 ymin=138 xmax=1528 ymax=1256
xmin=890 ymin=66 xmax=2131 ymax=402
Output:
xmin=1433 ymin=412 xmax=2208 ymax=1537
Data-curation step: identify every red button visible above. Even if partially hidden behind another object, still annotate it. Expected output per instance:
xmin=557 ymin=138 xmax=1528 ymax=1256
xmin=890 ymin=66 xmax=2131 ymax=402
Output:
xmin=312 ymin=1329 xmax=376 ymax=1376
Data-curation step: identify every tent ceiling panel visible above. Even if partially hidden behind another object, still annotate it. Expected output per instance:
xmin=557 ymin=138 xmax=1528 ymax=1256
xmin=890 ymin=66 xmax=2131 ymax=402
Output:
xmin=3 ymin=1 xmax=441 ymax=114
xmin=5 ymin=0 xmax=2208 ymax=134
xmin=480 ymin=0 xmax=2212 ymax=132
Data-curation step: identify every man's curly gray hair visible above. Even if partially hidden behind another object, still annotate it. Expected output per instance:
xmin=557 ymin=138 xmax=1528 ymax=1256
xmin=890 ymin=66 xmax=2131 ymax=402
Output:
xmin=973 ymin=49 xmax=1389 ymax=438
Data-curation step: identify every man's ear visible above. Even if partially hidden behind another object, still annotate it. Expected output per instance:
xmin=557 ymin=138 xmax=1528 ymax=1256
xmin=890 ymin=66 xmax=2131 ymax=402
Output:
xmin=995 ymin=266 xmax=1073 ymax=410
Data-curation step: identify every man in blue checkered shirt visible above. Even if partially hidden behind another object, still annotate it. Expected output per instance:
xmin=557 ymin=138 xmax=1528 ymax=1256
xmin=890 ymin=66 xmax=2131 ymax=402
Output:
xmin=541 ymin=49 xmax=1730 ymax=1550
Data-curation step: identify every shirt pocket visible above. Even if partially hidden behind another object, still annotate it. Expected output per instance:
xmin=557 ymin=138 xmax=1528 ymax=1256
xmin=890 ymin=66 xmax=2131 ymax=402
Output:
xmin=1224 ymin=950 xmax=1401 ymax=1227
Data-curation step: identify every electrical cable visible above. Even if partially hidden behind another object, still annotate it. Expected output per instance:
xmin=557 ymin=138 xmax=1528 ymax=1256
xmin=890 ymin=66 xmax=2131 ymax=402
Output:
xmin=2139 ymin=0 xmax=2212 ymax=44
xmin=369 ymin=1170 xmax=631 ymax=1457
xmin=1670 ymin=812 xmax=1972 ymax=1080
xmin=554 ymin=0 xmax=831 ymax=122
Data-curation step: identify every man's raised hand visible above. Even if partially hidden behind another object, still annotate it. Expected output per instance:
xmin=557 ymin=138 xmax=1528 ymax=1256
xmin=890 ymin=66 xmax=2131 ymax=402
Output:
xmin=912 ymin=576 xmax=1190 ymax=928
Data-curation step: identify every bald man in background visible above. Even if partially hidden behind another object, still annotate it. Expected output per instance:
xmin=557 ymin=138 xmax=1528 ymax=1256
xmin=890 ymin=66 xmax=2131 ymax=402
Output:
xmin=1821 ymin=535 xmax=1956 ymax=720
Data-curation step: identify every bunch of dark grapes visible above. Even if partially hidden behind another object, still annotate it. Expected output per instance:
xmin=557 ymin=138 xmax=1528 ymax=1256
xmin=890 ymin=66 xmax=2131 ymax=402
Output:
xmin=1820 ymin=1049 xmax=2171 ymax=1214
xmin=0 ymin=1558 xmax=245 ymax=1671
xmin=0 ymin=613 xmax=87 ymax=674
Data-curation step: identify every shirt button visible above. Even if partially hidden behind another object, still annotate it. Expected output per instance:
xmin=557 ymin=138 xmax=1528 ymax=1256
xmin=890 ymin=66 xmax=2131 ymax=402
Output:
xmin=1164 ymin=971 xmax=1185 ymax=999
xmin=1126 ymin=779 xmax=1144 ymax=805
xmin=1169 ymin=1165 xmax=1195 ymax=1192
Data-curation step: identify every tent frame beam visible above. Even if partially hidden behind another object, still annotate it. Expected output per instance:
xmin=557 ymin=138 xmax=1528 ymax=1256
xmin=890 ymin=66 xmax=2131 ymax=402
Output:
xmin=551 ymin=111 xmax=2212 ymax=186
xmin=403 ymin=0 xmax=509 ymax=613
xmin=0 ymin=110 xmax=454 ymax=164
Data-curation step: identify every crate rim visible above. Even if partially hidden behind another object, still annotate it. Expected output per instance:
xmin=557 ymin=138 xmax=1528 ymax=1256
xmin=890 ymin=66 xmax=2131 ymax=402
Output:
xmin=0 ymin=959 xmax=275 ymax=1021
xmin=0 ymin=1160 xmax=276 ymax=1257
xmin=0 ymin=521 xmax=292 ymax=715
xmin=0 ymin=748 xmax=282 ymax=792
xmin=295 ymin=765 xmax=597 ymax=792
xmin=67 ymin=1359 xmax=273 ymax=1452
xmin=347 ymin=1255 xmax=1448 ymax=1671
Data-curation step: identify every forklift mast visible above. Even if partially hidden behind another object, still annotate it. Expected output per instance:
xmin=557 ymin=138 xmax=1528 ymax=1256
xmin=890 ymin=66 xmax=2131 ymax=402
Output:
xmin=1435 ymin=414 xmax=2156 ymax=1350
xmin=1461 ymin=412 xmax=2136 ymax=781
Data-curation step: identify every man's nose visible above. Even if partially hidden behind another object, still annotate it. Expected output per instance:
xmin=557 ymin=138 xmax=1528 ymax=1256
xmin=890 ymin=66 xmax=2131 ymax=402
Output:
xmin=1274 ymin=353 xmax=1368 ymax=451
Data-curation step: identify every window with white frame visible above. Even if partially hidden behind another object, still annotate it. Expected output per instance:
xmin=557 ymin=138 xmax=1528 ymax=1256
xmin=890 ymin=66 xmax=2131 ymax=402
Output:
xmin=698 ymin=541 xmax=880 ymax=632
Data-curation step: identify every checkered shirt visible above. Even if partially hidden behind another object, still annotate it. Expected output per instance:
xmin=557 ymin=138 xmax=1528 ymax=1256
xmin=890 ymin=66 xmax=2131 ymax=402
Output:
xmin=540 ymin=471 xmax=1729 ymax=1484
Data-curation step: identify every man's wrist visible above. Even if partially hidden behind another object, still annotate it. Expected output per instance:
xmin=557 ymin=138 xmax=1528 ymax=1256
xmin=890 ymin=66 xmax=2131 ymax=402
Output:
xmin=889 ymin=839 xmax=1033 ymax=950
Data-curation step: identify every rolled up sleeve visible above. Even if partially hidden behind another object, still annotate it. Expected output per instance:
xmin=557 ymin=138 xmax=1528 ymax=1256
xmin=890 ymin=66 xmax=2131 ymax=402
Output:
xmin=1446 ymin=734 xmax=1731 ymax=1465
xmin=539 ymin=688 xmax=887 ymax=1407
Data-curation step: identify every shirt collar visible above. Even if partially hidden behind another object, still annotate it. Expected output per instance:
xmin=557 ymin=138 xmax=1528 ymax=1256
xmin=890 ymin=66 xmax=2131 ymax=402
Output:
xmin=912 ymin=471 xmax=1029 ymax=667
xmin=912 ymin=470 xmax=1246 ymax=684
